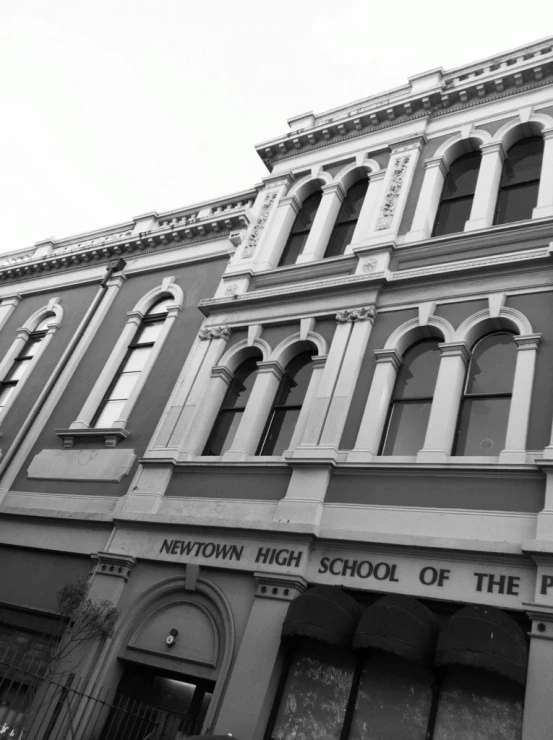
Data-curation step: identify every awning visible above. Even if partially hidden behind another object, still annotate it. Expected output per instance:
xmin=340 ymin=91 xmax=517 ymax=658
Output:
xmin=434 ymin=605 xmax=528 ymax=685
xmin=353 ymin=594 xmax=439 ymax=665
xmin=281 ymin=585 xmax=361 ymax=648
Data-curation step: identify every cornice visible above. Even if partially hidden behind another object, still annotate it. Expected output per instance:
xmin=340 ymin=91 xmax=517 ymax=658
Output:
xmin=257 ymin=64 xmax=553 ymax=169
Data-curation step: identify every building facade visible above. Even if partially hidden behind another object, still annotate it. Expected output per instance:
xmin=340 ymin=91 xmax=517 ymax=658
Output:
xmin=2 ymin=37 xmax=553 ymax=740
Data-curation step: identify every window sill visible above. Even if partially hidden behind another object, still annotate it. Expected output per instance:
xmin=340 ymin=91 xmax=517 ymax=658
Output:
xmin=56 ymin=427 xmax=130 ymax=449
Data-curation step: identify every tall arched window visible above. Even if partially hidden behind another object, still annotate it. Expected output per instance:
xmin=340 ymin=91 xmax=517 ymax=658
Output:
xmin=278 ymin=192 xmax=322 ymax=267
xmin=93 ymin=298 xmax=173 ymax=428
xmin=203 ymin=356 xmax=259 ymax=456
xmin=380 ymin=339 xmax=441 ymax=455
xmin=432 ymin=152 xmax=481 ymax=236
xmin=454 ymin=332 xmax=517 ymax=456
xmin=257 ymin=351 xmax=314 ymax=455
xmin=494 ymin=136 xmax=544 ymax=225
xmin=324 ymin=180 xmax=369 ymax=258
xmin=0 ymin=316 xmax=53 ymax=413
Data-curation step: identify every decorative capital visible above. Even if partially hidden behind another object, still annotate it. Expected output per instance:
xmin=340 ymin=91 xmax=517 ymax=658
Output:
xmin=439 ymin=340 xmax=470 ymax=364
xmin=254 ymin=572 xmax=308 ymax=601
xmin=336 ymin=306 xmax=376 ymax=323
xmin=199 ymin=325 xmax=232 ymax=341
xmin=256 ymin=359 xmax=285 ymax=379
xmin=374 ymin=348 xmax=402 ymax=370
xmin=91 ymin=552 xmax=136 ymax=582
xmin=211 ymin=366 xmax=234 ymax=384
xmin=515 ymin=333 xmax=543 ymax=352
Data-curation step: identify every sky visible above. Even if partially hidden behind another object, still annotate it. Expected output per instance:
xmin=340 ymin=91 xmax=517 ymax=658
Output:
xmin=1 ymin=0 xmax=551 ymax=254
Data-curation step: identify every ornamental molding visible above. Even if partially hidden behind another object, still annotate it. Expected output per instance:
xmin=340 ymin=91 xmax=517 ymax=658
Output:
xmin=376 ymin=156 xmax=411 ymax=230
xmin=336 ymin=305 xmax=376 ymax=323
xmin=242 ymin=191 xmax=278 ymax=259
xmin=199 ymin=325 xmax=232 ymax=340
xmin=362 ymin=258 xmax=379 ymax=273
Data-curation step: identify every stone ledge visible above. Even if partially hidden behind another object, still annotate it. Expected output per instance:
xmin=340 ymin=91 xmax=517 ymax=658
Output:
xmin=27 ymin=448 xmax=136 ymax=482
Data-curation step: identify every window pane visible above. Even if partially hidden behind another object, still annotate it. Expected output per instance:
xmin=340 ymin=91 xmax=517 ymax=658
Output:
xmin=501 ymin=136 xmax=544 ymax=187
xmin=34 ymin=317 xmax=54 ymax=332
xmin=433 ymin=668 xmax=524 ymax=740
xmin=271 ymin=643 xmax=355 ymax=740
xmin=349 ymin=654 xmax=433 ymax=740
xmin=442 ymin=152 xmax=481 ymax=200
xmin=382 ymin=401 xmax=431 ymax=455
xmin=324 ymin=221 xmax=357 ymax=258
xmin=7 ymin=359 xmax=31 ymax=382
xmin=466 ymin=334 xmax=516 ymax=395
xmin=0 ymin=385 xmax=16 ymax=409
xmin=276 ymin=354 xmax=314 ymax=408
xmin=294 ymin=191 xmax=322 ymax=232
xmin=136 ymin=322 xmax=163 ymax=345
xmin=146 ymin=297 xmax=173 ymax=316
xmin=393 ymin=340 xmax=440 ymax=400
xmin=123 ymin=347 xmax=151 ymax=372
xmin=260 ymin=408 xmax=300 ymax=455
xmin=279 ymin=232 xmax=309 ymax=267
xmin=95 ymin=400 xmax=126 ymax=428
xmin=22 ymin=337 xmax=43 ymax=358
xmin=433 ymin=196 xmax=474 ymax=237
xmin=222 ymin=358 xmax=259 ymax=410
xmin=108 ymin=372 xmax=141 ymax=401
xmin=455 ymin=397 xmax=511 ymax=456
xmin=203 ymin=409 xmax=243 ymax=456
xmin=494 ymin=180 xmax=540 ymax=225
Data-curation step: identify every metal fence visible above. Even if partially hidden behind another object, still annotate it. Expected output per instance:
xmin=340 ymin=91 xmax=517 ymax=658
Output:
xmin=0 ymin=656 xmax=191 ymax=740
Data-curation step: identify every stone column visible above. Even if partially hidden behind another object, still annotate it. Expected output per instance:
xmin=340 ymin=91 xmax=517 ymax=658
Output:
xmin=348 ymin=171 xmax=386 ymax=249
xmin=179 ymin=366 xmax=234 ymax=459
xmin=521 ymin=604 xmax=553 ymax=740
xmin=347 ymin=349 xmax=402 ymax=463
xmin=222 ymin=360 xmax=284 ymax=461
xmin=403 ymin=157 xmax=448 ymax=242
xmin=318 ymin=307 xmax=376 ymax=449
xmin=214 ymin=574 xmax=307 ymax=740
xmin=417 ymin=341 xmax=469 ymax=462
xmin=533 ymin=128 xmax=553 ymax=220
xmin=499 ymin=334 xmax=542 ymax=463
xmin=296 ymin=183 xmax=345 ymax=263
xmin=464 ymin=142 xmax=505 ymax=231
xmin=254 ymin=195 xmax=300 ymax=270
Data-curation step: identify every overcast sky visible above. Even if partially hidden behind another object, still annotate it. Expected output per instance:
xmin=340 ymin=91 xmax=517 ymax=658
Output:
xmin=1 ymin=0 xmax=550 ymax=254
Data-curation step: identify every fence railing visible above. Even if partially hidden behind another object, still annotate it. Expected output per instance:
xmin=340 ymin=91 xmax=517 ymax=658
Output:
xmin=0 ymin=656 xmax=191 ymax=740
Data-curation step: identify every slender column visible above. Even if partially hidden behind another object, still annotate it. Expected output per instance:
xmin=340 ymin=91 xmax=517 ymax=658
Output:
xmin=298 ymin=320 xmax=353 ymax=447
xmin=464 ymin=142 xmax=505 ymax=231
xmin=521 ymin=606 xmax=553 ymax=740
xmin=214 ymin=575 xmax=307 ymax=739
xmin=0 ymin=294 xmax=21 ymax=332
xmin=179 ymin=366 xmax=234 ymax=459
xmin=347 ymin=171 xmax=386 ymax=249
xmin=499 ymin=334 xmax=542 ymax=463
xmin=254 ymin=196 xmax=300 ymax=270
xmin=403 ymin=157 xmax=448 ymax=242
xmin=296 ymin=183 xmax=345 ymax=263
xmin=319 ymin=307 xmax=376 ymax=448
xmin=347 ymin=349 xmax=401 ymax=462
xmin=287 ymin=355 xmax=326 ymax=450
xmin=533 ymin=129 xmax=553 ymax=220
xmin=222 ymin=360 xmax=284 ymax=461
xmin=417 ymin=341 xmax=469 ymax=462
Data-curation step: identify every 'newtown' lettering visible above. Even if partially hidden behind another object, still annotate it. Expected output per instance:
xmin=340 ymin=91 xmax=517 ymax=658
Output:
xmin=160 ymin=539 xmax=243 ymax=561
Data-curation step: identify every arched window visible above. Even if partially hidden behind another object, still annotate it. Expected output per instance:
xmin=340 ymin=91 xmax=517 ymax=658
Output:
xmin=494 ymin=136 xmax=544 ymax=225
xmin=0 ymin=316 xmax=53 ymax=413
xmin=203 ymin=356 xmax=259 ymax=456
xmin=278 ymin=192 xmax=322 ymax=267
xmin=380 ymin=339 xmax=441 ymax=455
xmin=257 ymin=351 xmax=314 ymax=455
xmin=454 ymin=332 xmax=517 ymax=456
xmin=324 ymin=180 xmax=369 ymax=258
xmin=432 ymin=152 xmax=481 ymax=236
xmin=93 ymin=298 xmax=173 ymax=428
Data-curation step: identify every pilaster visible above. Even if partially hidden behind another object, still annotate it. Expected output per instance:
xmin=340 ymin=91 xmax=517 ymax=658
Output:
xmin=464 ymin=142 xmax=505 ymax=231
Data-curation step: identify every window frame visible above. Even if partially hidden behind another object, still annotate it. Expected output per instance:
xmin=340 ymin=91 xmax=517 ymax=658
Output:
xmin=324 ymin=179 xmax=369 ymax=258
xmin=432 ymin=151 xmax=481 ymax=237
xmin=278 ymin=191 xmax=323 ymax=267
xmin=493 ymin=135 xmax=544 ymax=226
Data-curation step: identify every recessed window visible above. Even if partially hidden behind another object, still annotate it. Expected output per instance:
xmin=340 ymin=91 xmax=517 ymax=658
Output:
xmin=0 ymin=318 xmax=52 ymax=412
xmin=454 ymin=332 xmax=516 ymax=456
xmin=257 ymin=351 xmax=314 ymax=455
xmin=278 ymin=191 xmax=322 ymax=267
xmin=380 ymin=339 xmax=441 ymax=455
xmin=494 ymin=136 xmax=544 ymax=225
xmin=203 ymin=356 xmax=259 ymax=456
xmin=433 ymin=152 xmax=481 ymax=237
xmin=92 ymin=298 xmax=172 ymax=429
xmin=324 ymin=179 xmax=369 ymax=258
